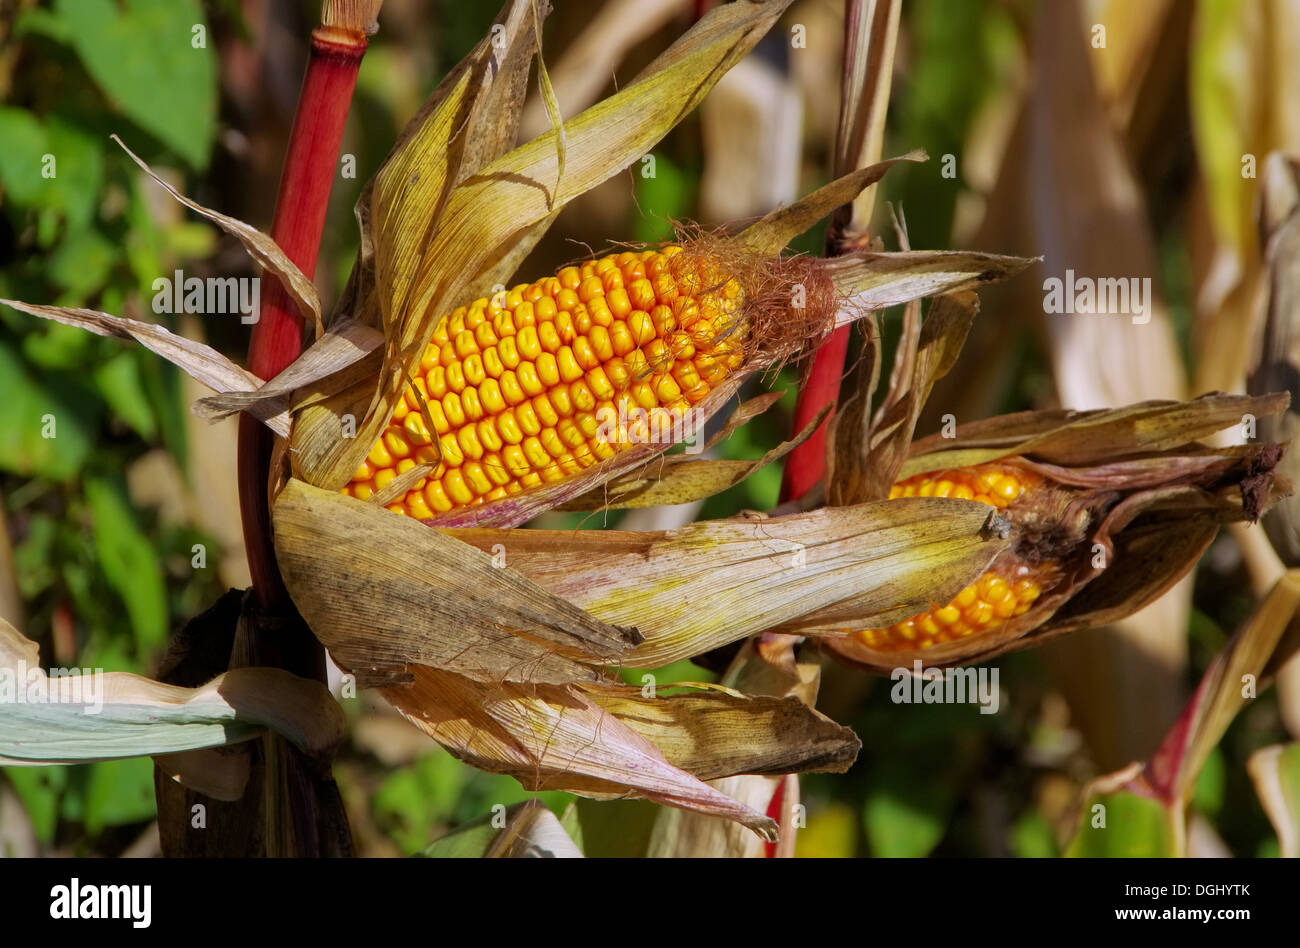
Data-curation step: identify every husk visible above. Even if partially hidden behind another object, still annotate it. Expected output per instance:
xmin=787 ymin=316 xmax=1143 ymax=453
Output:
xmin=380 ymin=666 xmax=780 ymax=840
xmin=445 ymin=496 xmax=1010 ymax=668
xmin=272 ymin=477 xmax=1008 ymax=675
xmin=271 ymin=478 xmax=640 ymax=688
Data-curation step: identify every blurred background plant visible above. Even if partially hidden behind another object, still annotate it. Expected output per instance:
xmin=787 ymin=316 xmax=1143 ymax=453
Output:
xmin=1 ymin=0 xmax=1297 ymax=857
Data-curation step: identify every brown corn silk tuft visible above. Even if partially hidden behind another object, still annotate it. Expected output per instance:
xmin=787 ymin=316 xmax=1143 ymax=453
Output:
xmin=849 ymin=463 xmax=1056 ymax=651
xmin=344 ymin=237 xmax=843 ymax=518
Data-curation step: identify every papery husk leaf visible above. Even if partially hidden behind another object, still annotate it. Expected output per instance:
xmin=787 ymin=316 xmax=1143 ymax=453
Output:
xmin=272 ymin=478 xmax=641 ymax=687
xmin=0 ymin=618 xmax=343 ymax=764
xmin=1247 ymin=743 xmax=1300 ymax=858
xmin=558 ymin=403 xmax=829 ymax=512
xmin=290 ymin=0 xmax=795 ymax=493
xmin=448 ymin=497 xmax=1009 ymax=668
xmin=826 ymin=250 xmax=1034 ymax=320
xmin=192 ymin=319 xmax=383 ymax=426
xmin=0 ymin=299 xmax=289 ymax=437
xmin=586 ymin=685 xmax=859 ymax=779
xmin=381 ymin=665 xmax=778 ymax=840
xmin=648 ymin=774 xmax=781 ymax=858
xmin=112 ymin=135 xmax=322 ymax=338
xmin=832 ymin=291 xmax=977 ymax=505
xmin=900 ymin=392 xmax=1290 ymax=478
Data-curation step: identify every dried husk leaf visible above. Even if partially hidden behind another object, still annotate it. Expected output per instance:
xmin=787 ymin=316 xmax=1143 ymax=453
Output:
xmin=113 ymin=135 xmax=323 ymax=338
xmin=899 ymin=392 xmax=1290 ymax=477
xmin=271 ymin=478 xmax=640 ymax=688
xmin=0 ymin=618 xmax=343 ymax=764
xmin=830 ymin=290 xmax=978 ymax=505
xmin=586 ymin=685 xmax=859 ymax=779
xmin=826 ymin=250 xmax=1034 ymax=320
xmin=447 ymin=496 xmax=1010 ymax=668
xmin=380 ymin=665 xmax=779 ymax=840
xmin=192 ymin=319 xmax=383 ymax=425
xmin=556 ymin=401 xmax=829 ymax=512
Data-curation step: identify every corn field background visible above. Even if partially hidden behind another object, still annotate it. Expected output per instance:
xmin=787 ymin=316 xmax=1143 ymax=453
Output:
xmin=0 ymin=0 xmax=1297 ymax=859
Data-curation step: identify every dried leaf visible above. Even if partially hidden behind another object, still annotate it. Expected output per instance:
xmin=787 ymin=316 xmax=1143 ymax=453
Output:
xmin=113 ymin=135 xmax=322 ymax=338
xmin=382 ymin=666 xmax=778 ymax=840
xmin=271 ymin=479 xmax=641 ymax=687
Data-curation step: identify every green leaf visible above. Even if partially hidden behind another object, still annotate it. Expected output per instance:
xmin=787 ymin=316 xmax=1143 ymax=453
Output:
xmin=1065 ymin=791 xmax=1176 ymax=858
xmin=0 ymin=107 xmax=50 ymax=205
xmin=416 ymin=812 xmax=500 ymax=858
xmin=862 ymin=762 xmax=954 ymax=858
xmin=55 ymin=0 xmax=216 ymax=169
xmin=93 ymin=351 xmax=158 ymax=440
xmin=0 ymin=339 xmax=97 ymax=479
xmin=83 ymin=757 xmax=156 ymax=834
xmin=84 ymin=475 xmax=168 ymax=650
xmin=47 ymin=228 xmax=118 ymax=298
xmin=3 ymin=767 xmax=66 ymax=846
xmin=43 ymin=117 xmax=105 ymax=230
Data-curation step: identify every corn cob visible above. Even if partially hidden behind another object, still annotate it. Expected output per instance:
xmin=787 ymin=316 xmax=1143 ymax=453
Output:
xmin=852 ymin=464 xmax=1050 ymax=652
xmin=343 ymin=246 xmax=747 ymax=517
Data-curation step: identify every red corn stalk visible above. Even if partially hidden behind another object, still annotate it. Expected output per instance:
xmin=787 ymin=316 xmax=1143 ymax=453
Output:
xmin=238 ymin=18 xmax=368 ymax=623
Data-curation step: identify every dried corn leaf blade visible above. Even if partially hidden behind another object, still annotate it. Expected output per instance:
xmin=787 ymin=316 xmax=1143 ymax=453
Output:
xmin=291 ymin=0 xmax=795 ymax=492
xmin=381 ymin=665 xmax=777 ymax=839
xmin=447 ymin=497 xmax=1009 ymax=668
xmin=844 ymin=291 xmax=977 ymax=504
xmin=191 ymin=319 xmax=383 ymax=425
xmin=1143 ymin=570 xmax=1300 ymax=803
xmin=587 ymin=686 xmax=859 ymax=779
xmin=0 ymin=618 xmax=343 ymax=764
xmin=272 ymin=479 xmax=641 ymax=687
xmin=557 ymin=403 xmax=829 ymax=512
xmin=113 ymin=135 xmax=322 ymax=338
xmin=0 ymin=299 xmax=289 ymax=437
xmin=1246 ymin=743 xmax=1300 ymax=858
xmin=900 ymin=392 xmax=1290 ymax=478
xmin=826 ymin=250 xmax=1034 ymax=319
